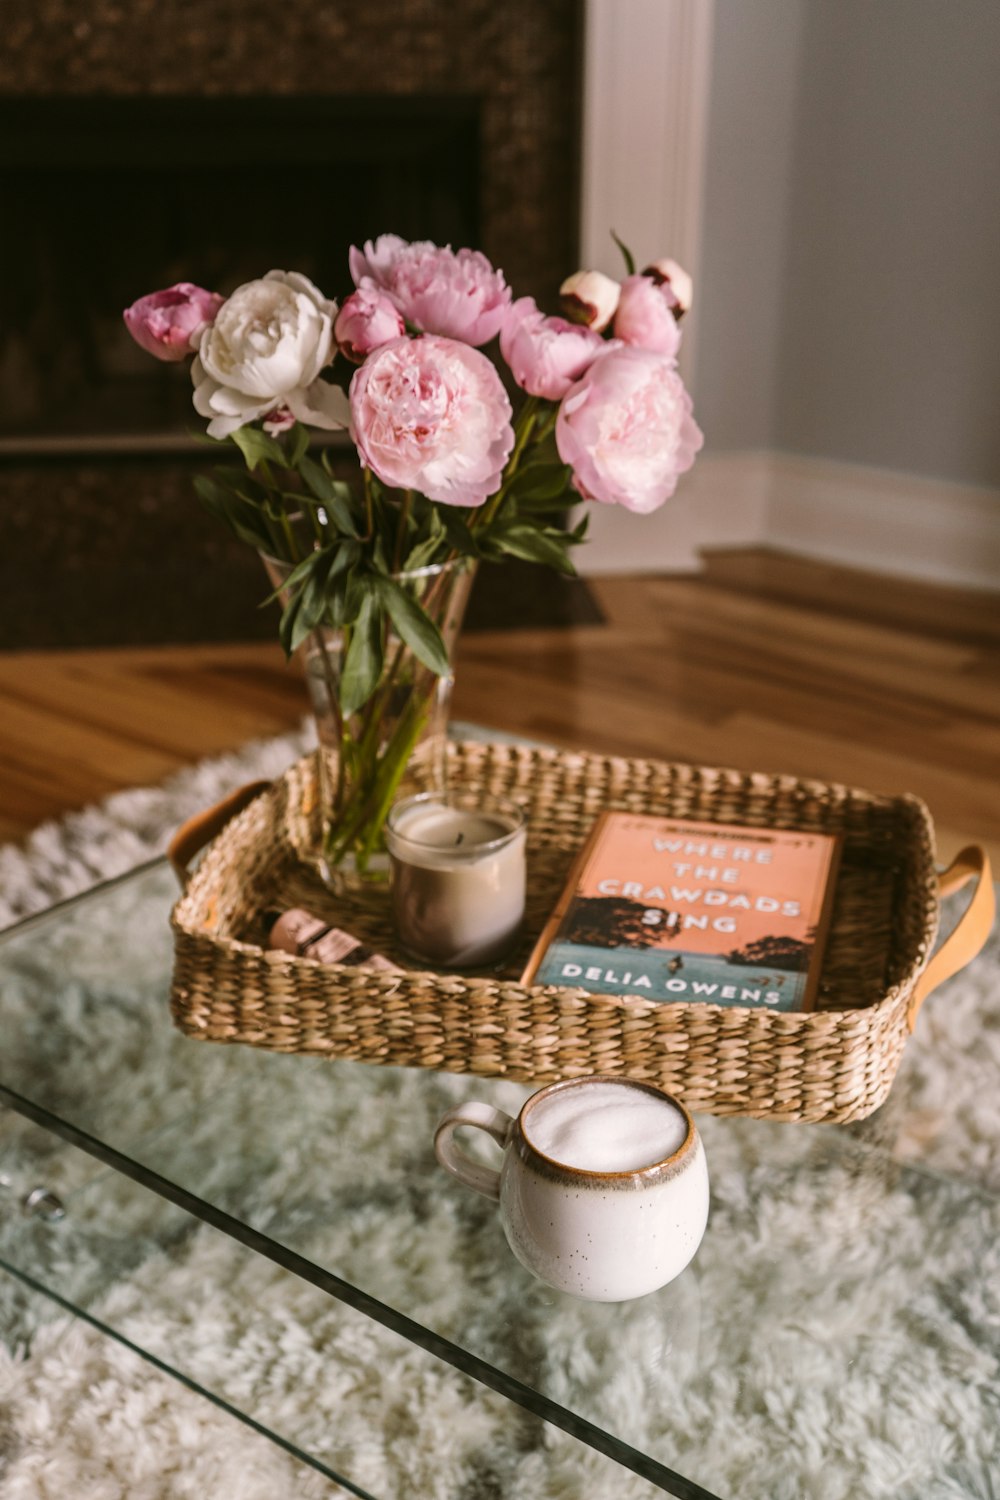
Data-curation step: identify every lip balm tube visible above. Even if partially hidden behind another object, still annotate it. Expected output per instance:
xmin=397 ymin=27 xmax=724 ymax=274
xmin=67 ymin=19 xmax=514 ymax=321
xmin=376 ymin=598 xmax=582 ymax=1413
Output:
xmin=267 ymin=908 xmax=401 ymax=973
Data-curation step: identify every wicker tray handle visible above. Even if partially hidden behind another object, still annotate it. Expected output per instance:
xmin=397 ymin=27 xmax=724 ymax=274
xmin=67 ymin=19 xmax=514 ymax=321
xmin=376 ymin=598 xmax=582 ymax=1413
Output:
xmin=908 ymin=845 xmax=995 ymax=1030
xmin=168 ymin=780 xmax=272 ymax=888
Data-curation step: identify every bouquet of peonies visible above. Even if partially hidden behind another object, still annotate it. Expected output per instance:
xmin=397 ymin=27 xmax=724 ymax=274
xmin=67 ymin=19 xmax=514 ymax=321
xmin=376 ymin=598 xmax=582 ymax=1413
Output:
xmin=124 ymin=236 xmax=702 ymax=875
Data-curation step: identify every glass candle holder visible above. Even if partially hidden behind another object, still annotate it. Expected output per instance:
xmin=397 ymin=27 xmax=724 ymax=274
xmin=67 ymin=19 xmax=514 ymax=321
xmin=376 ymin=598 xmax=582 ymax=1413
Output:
xmin=385 ymin=792 xmax=527 ymax=968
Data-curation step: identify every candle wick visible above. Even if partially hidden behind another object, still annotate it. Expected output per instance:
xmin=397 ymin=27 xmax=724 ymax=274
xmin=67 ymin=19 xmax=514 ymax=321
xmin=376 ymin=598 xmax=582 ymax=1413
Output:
xmin=455 ymin=832 xmax=465 ymax=845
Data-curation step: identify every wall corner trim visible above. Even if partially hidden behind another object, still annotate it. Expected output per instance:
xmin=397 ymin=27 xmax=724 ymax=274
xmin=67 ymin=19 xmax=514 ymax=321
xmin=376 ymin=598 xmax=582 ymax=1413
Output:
xmin=580 ymin=0 xmax=715 ymax=387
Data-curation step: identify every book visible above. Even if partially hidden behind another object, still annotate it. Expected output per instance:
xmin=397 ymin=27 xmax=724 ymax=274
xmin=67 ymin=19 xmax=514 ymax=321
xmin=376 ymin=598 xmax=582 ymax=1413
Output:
xmin=522 ymin=813 xmax=842 ymax=1013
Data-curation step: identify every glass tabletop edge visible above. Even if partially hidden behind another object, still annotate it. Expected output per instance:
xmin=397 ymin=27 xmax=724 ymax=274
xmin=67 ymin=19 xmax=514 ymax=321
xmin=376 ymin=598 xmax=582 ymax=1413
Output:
xmin=0 ymin=1251 xmax=380 ymax=1500
xmin=0 ymin=854 xmax=170 ymax=942
xmin=0 ymin=1079 xmax=724 ymax=1500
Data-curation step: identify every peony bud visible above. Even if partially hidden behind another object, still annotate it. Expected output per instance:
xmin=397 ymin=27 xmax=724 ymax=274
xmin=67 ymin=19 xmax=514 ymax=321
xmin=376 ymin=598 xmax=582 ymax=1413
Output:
xmin=334 ymin=280 xmax=406 ymax=364
xmin=641 ymin=258 xmax=693 ymax=319
xmin=558 ymin=270 xmax=620 ymax=332
xmin=123 ymin=283 xmax=225 ymax=362
xmin=262 ymin=406 xmax=296 ymax=435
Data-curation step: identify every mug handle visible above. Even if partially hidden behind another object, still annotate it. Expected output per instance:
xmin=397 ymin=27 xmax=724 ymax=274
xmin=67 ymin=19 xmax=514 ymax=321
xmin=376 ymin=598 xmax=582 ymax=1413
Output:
xmin=434 ymin=1102 xmax=514 ymax=1201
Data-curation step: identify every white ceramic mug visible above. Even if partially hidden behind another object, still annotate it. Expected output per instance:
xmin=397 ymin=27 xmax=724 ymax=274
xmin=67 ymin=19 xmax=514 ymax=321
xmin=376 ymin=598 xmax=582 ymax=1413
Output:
xmin=434 ymin=1075 xmax=709 ymax=1302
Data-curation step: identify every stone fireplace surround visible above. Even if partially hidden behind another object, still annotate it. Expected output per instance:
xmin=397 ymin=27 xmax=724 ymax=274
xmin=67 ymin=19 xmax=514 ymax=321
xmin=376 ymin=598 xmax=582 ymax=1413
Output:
xmin=0 ymin=0 xmax=583 ymax=647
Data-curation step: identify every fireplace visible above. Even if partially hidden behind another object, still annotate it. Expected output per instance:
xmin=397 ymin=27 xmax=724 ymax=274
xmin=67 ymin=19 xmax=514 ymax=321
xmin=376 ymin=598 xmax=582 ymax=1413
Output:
xmin=0 ymin=2 xmax=584 ymax=644
xmin=0 ymin=94 xmax=485 ymax=443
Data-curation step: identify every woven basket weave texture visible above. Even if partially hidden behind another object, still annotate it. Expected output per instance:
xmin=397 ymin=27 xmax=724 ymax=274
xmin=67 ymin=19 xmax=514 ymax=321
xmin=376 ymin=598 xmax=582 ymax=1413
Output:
xmin=170 ymin=742 xmax=940 ymax=1124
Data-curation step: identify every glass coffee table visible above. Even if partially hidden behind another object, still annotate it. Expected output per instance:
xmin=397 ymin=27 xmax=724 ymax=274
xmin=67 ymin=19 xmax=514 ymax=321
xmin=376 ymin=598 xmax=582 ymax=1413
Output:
xmin=0 ymin=859 xmax=997 ymax=1498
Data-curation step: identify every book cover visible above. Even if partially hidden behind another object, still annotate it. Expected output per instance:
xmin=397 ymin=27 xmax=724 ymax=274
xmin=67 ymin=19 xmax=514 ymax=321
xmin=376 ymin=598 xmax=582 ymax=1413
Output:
xmin=522 ymin=813 xmax=842 ymax=1013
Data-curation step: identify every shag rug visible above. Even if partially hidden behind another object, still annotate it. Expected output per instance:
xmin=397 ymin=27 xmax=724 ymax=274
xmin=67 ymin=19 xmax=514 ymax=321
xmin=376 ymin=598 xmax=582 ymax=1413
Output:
xmin=0 ymin=725 xmax=997 ymax=1500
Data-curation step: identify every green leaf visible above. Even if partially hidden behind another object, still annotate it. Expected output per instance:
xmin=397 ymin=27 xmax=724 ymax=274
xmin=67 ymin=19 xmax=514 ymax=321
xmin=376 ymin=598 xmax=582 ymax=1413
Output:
xmin=403 ymin=532 xmax=447 ymax=572
xmin=285 ymin=423 xmax=310 ymax=470
xmin=475 ymin=535 xmax=508 ymax=563
xmin=372 ymin=534 xmax=390 ymax=575
xmin=210 ymin=464 xmax=268 ymax=502
xmin=340 ymin=594 xmax=385 ymax=716
xmin=439 ymin=510 xmax=482 ymax=559
xmin=229 ymin=426 xmax=288 ymax=472
xmin=296 ymin=550 xmax=341 ymax=635
xmin=325 ymin=544 xmax=363 ymax=627
xmin=495 ymin=524 xmax=577 ymax=575
xmin=375 ymin=577 xmax=451 ymax=676
xmin=297 ymin=457 xmax=359 ymax=536
xmin=258 ymin=549 xmax=319 ymax=607
xmin=520 ymin=429 xmax=562 ymax=469
xmin=400 ymin=501 xmax=449 ymax=570
xmin=366 ymin=481 xmax=399 ymax=559
xmin=514 ymin=492 xmax=580 ymax=517
xmin=332 ymin=570 xmax=366 ymax=630
xmin=297 ymin=454 xmax=336 ymax=500
xmin=261 ymin=538 xmax=361 ymax=612
xmin=508 ymin=463 xmax=573 ymax=502
xmin=288 ymin=596 xmax=322 ymax=655
xmin=610 ymin=228 xmax=636 ymax=276
xmin=192 ymin=473 xmax=235 ymax=514
xmin=192 ymin=475 xmax=273 ymax=550
xmin=328 ymin=538 xmax=361 ymax=578
xmin=277 ymin=592 xmax=303 ymax=658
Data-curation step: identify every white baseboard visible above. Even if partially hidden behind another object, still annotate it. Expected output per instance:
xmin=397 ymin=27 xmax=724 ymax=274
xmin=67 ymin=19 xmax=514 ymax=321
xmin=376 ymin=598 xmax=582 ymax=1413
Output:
xmin=764 ymin=453 xmax=1000 ymax=591
xmin=573 ymin=452 xmax=771 ymax=576
xmin=576 ymin=449 xmax=1000 ymax=592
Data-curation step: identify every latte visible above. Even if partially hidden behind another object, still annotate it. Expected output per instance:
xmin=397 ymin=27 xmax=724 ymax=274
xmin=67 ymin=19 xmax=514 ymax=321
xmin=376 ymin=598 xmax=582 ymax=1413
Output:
xmin=523 ymin=1079 xmax=688 ymax=1173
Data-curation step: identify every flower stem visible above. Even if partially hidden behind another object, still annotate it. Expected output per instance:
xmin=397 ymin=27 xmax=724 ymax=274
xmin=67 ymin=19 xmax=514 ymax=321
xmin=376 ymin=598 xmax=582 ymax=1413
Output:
xmin=319 ymin=561 xmax=465 ymax=871
xmin=362 ymin=468 xmax=375 ymax=541
xmin=475 ymin=395 xmax=541 ymax=529
xmin=393 ymin=490 xmax=413 ymax=573
xmin=279 ymin=507 xmax=301 ymax=563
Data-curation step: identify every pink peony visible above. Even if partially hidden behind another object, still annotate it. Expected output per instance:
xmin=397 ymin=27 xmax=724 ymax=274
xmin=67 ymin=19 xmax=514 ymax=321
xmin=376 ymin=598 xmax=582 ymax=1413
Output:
xmin=123 ymin=283 xmax=224 ymax=362
xmin=612 ymin=274 xmax=682 ymax=359
xmin=334 ymin=280 xmax=406 ymax=363
xmin=500 ymin=297 xmax=606 ymax=400
xmin=349 ymin=235 xmax=510 ymax=346
xmin=350 ymin=335 xmax=514 ymax=508
xmin=556 ymin=346 xmax=703 ymax=513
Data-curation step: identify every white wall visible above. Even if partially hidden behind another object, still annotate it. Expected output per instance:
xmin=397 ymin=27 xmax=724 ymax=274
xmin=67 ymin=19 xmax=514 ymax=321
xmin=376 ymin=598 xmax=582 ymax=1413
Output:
xmin=773 ymin=0 xmax=1000 ymax=488
xmin=693 ymin=0 xmax=805 ymax=450
xmin=578 ymin=0 xmax=1000 ymax=588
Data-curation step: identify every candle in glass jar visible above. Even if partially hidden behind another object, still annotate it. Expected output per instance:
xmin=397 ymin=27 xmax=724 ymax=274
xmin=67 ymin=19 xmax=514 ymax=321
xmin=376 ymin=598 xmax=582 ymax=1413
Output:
xmin=386 ymin=792 xmax=527 ymax=968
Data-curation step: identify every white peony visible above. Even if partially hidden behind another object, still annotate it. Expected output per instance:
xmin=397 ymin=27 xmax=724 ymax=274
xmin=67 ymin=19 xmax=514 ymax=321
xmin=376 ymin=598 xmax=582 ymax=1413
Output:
xmin=192 ymin=270 xmax=349 ymax=439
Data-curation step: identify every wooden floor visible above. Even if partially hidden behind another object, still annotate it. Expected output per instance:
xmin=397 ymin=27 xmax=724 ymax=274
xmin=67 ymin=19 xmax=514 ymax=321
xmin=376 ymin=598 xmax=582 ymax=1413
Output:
xmin=1 ymin=548 xmax=998 ymax=868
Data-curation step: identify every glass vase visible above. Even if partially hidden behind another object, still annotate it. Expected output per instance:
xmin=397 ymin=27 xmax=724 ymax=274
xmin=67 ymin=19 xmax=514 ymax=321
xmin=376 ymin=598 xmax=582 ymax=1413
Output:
xmin=264 ymin=555 xmax=477 ymax=890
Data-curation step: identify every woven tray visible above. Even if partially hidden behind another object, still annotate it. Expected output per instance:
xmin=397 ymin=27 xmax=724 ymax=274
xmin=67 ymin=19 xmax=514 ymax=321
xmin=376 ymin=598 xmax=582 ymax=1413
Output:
xmin=169 ymin=741 xmax=993 ymax=1124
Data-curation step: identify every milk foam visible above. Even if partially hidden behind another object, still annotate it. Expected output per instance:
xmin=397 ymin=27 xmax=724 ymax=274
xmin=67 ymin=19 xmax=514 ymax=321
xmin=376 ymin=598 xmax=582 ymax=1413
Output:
xmin=525 ymin=1082 xmax=688 ymax=1173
